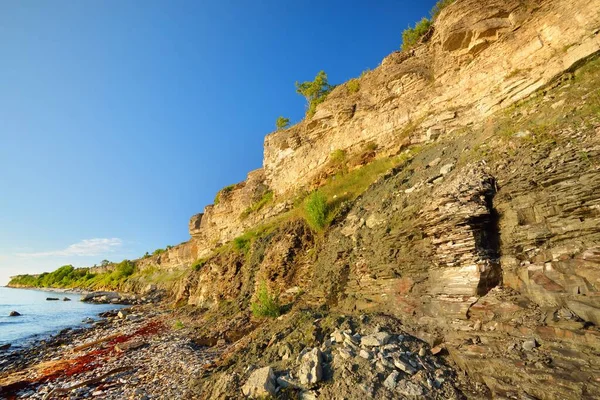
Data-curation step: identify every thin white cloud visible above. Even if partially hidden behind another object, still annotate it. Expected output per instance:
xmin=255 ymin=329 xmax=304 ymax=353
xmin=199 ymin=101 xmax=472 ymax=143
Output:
xmin=16 ymin=238 xmax=123 ymax=258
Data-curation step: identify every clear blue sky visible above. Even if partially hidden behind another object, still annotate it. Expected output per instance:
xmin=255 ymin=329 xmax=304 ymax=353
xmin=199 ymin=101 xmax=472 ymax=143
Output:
xmin=0 ymin=0 xmax=436 ymax=284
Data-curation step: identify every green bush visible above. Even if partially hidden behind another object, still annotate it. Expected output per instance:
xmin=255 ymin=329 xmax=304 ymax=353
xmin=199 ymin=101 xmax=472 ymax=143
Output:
xmin=304 ymin=191 xmax=328 ymax=231
xmin=112 ymin=260 xmax=135 ymax=279
xmin=233 ymin=234 xmax=253 ymax=254
xmin=276 ymin=116 xmax=290 ymax=130
xmin=431 ymin=0 xmax=456 ymax=19
xmin=365 ymin=141 xmax=378 ymax=152
xmin=241 ymin=191 xmax=274 ymax=219
xmin=402 ymin=17 xmax=432 ymax=51
xmin=251 ymin=282 xmax=281 ymax=318
xmin=214 ymin=184 xmax=236 ymax=205
xmin=347 ymin=78 xmax=360 ymax=94
xmin=296 ymin=71 xmax=334 ymax=118
xmin=153 ymin=248 xmax=166 ymax=256
xmin=173 ymin=320 xmax=185 ymax=330
xmin=330 ymin=149 xmax=347 ymax=165
xmin=192 ymin=258 xmax=207 ymax=271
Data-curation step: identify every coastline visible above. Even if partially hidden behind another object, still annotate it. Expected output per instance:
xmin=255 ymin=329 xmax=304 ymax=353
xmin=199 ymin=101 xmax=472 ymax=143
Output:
xmin=3 ymin=285 xmax=92 ymax=295
xmin=0 ymin=302 xmax=219 ymax=399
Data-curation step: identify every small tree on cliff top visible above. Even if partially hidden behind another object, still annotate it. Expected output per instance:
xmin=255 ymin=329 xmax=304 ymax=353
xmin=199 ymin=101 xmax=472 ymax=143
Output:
xmin=296 ymin=70 xmax=334 ymax=118
xmin=276 ymin=116 xmax=290 ymax=130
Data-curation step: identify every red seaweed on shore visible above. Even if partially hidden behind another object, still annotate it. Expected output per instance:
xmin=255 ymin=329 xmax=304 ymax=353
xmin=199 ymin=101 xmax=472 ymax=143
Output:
xmin=0 ymin=320 xmax=165 ymax=398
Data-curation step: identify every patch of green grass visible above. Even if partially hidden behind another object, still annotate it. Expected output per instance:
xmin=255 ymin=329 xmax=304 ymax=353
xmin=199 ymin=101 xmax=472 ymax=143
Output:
xmin=251 ymin=281 xmax=281 ymax=318
xmin=430 ymin=0 xmax=456 ymax=19
xmin=214 ymin=184 xmax=236 ymax=205
xmin=494 ymin=56 xmax=600 ymax=144
xmin=152 ymin=248 xmax=166 ymax=256
xmin=347 ymin=78 xmax=360 ymax=94
xmin=402 ymin=17 xmax=432 ymax=51
xmin=303 ymin=191 xmax=328 ymax=231
xmin=240 ymin=191 xmax=274 ymax=219
xmin=173 ymin=320 xmax=185 ymax=330
xmin=191 ymin=258 xmax=207 ymax=271
xmin=233 ymin=232 xmax=255 ymax=254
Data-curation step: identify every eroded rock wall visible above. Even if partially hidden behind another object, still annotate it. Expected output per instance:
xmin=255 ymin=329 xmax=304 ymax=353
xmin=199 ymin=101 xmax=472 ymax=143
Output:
xmin=263 ymin=0 xmax=600 ymax=195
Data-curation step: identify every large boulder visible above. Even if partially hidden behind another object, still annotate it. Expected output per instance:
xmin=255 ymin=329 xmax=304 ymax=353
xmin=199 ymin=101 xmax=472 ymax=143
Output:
xmin=241 ymin=366 xmax=277 ymax=398
xmin=298 ymin=348 xmax=323 ymax=386
xmin=361 ymin=332 xmax=392 ymax=347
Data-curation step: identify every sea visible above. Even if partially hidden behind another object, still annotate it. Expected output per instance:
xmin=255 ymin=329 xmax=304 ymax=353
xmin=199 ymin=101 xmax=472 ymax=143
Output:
xmin=0 ymin=286 xmax=123 ymax=348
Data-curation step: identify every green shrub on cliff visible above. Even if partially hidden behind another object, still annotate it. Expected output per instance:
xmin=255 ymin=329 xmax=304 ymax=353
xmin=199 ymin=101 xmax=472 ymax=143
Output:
xmin=192 ymin=258 xmax=207 ymax=271
xmin=304 ymin=191 xmax=328 ymax=231
xmin=401 ymin=17 xmax=432 ymax=51
xmin=251 ymin=281 xmax=281 ymax=318
xmin=296 ymin=71 xmax=334 ymax=118
xmin=347 ymin=78 xmax=360 ymax=94
xmin=276 ymin=116 xmax=290 ymax=130
xmin=431 ymin=0 xmax=456 ymax=19
xmin=233 ymin=233 xmax=253 ymax=254
xmin=214 ymin=184 xmax=236 ymax=205
xmin=241 ymin=190 xmax=274 ymax=219
xmin=401 ymin=0 xmax=455 ymax=51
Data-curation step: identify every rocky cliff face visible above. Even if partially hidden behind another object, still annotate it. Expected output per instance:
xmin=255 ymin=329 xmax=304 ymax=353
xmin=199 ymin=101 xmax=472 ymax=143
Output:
xmin=263 ymin=0 xmax=600 ymax=196
xmin=135 ymin=0 xmax=600 ymax=273
xmin=175 ymin=50 xmax=600 ymax=398
xmin=82 ymin=1 xmax=600 ymax=397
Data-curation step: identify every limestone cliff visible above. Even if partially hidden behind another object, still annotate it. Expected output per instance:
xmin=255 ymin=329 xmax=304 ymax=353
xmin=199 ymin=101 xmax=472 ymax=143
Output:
xmin=13 ymin=1 xmax=600 ymax=397
xmin=136 ymin=0 xmax=600 ymax=272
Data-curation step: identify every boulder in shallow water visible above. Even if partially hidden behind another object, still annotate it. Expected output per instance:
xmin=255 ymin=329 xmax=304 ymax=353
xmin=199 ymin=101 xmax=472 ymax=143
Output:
xmin=63 ymin=297 xmax=71 ymax=301
xmin=9 ymin=310 xmax=21 ymax=316
xmin=0 ymin=343 xmax=11 ymax=351
xmin=46 ymin=297 xmax=59 ymax=301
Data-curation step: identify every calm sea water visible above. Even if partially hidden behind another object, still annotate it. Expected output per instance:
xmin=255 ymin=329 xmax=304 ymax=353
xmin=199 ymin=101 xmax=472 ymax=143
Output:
xmin=0 ymin=286 xmax=122 ymax=347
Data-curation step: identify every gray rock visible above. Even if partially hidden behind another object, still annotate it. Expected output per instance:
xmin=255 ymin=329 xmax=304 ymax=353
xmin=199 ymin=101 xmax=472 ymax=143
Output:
xmin=392 ymin=356 xmax=417 ymax=375
xmin=330 ymin=329 xmax=344 ymax=344
xmin=397 ymin=380 xmax=425 ymax=397
xmin=338 ymin=348 xmax=354 ymax=360
xmin=276 ymin=375 xmax=301 ymax=389
xmin=299 ymin=391 xmax=318 ymax=400
xmin=278 ymin=343 xmax=293 ymax=360
xmin=359 ymin=349 xmax=372 ymax=360
xmin=440 ymin=163 xmax=455 ymax=175
xmin=118 ymin=310 xmax=129 ymax=319
xmin=522 ymin=338 xmax=538 ymax=351
xmin=62 ymin=297 xmax=71 ymax=301
xmin=298 ymin=348 xmax=323 ymax=385
xmin=383 ymin=371 xmax=399 ymax=390
xmin=126 ymin=314 xmax=142 ymax=322
xmin=241 ymin=367 xmax=277 ymax=398
xmin=361 ymin=332 xmax=392 ymax=347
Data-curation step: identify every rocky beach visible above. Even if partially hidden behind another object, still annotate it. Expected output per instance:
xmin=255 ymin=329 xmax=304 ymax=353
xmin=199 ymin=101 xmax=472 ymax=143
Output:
xmin=1 ymin=292 xmax=477 ymax=400
xmin=3 ymin=0 xmax=600 ymax=398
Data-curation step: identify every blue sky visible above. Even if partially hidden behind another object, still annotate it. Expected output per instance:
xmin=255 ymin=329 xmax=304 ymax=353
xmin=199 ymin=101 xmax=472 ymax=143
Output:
xmin=0 ymin=0 xmax=436 ymax=284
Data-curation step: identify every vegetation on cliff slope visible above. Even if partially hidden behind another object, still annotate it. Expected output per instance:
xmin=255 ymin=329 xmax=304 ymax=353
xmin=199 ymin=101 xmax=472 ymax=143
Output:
xmin=401 ymin=0 xmax=456 ymax=50
xmin=9 ymin=260 xmax=135 ymax=290
xmin=251 ymin=281 xmax=281 ymax=318
xmin=296 ymin=70 xmax=334 ymax=118
xmin=275 ymin=116 xmax=290 ymax=130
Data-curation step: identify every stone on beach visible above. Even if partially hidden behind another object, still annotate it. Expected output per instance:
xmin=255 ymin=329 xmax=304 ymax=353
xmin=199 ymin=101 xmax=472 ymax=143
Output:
xmin=241 ymin=366 xmax=277 ymax=398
